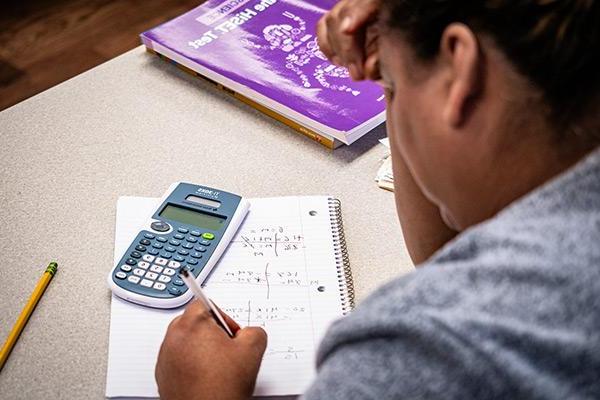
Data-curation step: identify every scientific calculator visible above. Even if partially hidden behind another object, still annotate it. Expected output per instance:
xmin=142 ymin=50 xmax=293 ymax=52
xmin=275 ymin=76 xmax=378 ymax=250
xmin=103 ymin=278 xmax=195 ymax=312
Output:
xmin=107 ymin=182 xmax=249 ymax=309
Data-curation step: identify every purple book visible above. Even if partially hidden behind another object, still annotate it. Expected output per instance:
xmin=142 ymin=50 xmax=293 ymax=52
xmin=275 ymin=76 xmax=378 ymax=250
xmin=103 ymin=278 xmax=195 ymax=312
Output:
xmin=141 ymin=0 xmax=386 ymax=145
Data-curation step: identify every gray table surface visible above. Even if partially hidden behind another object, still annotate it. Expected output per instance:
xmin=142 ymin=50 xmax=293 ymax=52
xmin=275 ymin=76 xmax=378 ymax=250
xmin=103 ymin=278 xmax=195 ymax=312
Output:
xmin=0 ymin=46 xmax=413 ymax=399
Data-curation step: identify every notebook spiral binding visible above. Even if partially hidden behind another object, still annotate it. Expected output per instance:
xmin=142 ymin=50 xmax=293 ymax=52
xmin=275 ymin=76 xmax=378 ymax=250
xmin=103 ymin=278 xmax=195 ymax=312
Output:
xmin=328 ymin=198 xmax=355 ymax=314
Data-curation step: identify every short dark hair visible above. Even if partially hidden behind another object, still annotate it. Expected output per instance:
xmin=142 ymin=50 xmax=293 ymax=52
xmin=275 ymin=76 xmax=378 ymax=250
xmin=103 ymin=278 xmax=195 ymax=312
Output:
xmin=382 ymin=0 xmax=599 ymax=132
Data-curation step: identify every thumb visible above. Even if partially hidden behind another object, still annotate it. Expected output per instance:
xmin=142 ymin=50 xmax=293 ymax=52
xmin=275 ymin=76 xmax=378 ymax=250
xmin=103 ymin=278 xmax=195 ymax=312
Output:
xmin=236 ymin=326 xmax=268 ymax=358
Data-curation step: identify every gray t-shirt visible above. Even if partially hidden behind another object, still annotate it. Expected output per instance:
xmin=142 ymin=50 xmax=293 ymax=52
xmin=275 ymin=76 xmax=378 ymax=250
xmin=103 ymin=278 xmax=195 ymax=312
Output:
xmin=304 ymin=148 xmax=600 ymax=399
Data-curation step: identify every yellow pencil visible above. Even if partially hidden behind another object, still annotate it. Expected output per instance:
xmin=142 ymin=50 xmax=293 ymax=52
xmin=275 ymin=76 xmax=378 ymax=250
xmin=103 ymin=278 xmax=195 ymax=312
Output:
xmin=0 ymin=262 xmax=58 ymax=371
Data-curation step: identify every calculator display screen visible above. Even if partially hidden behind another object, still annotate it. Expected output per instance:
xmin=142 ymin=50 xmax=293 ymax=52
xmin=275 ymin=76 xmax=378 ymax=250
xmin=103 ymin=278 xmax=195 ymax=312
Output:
xmin=159 ymin=204 xmax=225 ymax=230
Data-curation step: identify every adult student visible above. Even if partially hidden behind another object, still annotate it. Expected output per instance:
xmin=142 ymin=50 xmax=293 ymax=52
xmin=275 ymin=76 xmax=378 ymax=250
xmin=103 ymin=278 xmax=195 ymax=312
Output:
xmin=155 ymin=0 xmax=600 ymax=398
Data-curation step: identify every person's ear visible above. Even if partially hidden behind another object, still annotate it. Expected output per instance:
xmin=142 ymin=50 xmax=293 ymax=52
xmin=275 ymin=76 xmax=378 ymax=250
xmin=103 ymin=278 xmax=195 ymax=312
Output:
xmin=439 ymin=23 xmax=481 ymax=127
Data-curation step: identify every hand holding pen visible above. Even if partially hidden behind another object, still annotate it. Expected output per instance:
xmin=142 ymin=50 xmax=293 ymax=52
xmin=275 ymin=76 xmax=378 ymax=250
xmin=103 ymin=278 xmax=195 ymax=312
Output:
xmin=155 ymin=268 xmax=268 ymax=400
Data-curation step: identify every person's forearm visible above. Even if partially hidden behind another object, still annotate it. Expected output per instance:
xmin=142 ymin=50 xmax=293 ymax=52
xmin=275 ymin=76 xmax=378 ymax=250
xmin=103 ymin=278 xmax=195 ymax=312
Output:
xmin=392 ymin=153 xmax=458 ymax=265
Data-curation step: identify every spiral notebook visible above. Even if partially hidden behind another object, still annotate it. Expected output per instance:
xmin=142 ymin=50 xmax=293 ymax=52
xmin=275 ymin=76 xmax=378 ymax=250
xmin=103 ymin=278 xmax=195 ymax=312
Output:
xmin=106 ymin=195 xmax=354 ymax=398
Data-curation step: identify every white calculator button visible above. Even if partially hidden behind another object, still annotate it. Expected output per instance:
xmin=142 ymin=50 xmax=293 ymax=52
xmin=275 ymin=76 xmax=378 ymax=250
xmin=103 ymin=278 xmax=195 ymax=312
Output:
xmin=153 ymin=282 xmax=166 ymax=291
xmin=150 ymin=265 xmax=164 ymax=273
xmin=127 ymin=276 xmax=140 ymax=284
xmin=145 ymin=272 xmax=158 ymax=280
xmin=115 ymin=271 xmax=127 ymax=279
xmin=163 ymin=268 xmax=176 ymax=276
xmin=155 ymin=257 xmax=168 ymax=266
xmin=133 ymin=268 xmax=145 ymax=277
xmin=158 ymin=275 xmax=171 ymax=283
xmin=168 ymin=261 xmax=181 ymax=269
xmin=140 ymin=279 xmax=153 ymax=288
xmin=142 ymin=254 xmax=156 ymax=262
xmin=137 ymin=261 xmax=150 ymax=269
xmin=120 ymin=265 xmax=132 ymax=272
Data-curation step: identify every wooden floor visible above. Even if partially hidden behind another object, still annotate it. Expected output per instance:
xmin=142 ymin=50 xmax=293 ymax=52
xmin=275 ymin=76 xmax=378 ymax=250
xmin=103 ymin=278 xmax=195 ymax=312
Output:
xmin=0 ymin=0 xmax=201 ymax=111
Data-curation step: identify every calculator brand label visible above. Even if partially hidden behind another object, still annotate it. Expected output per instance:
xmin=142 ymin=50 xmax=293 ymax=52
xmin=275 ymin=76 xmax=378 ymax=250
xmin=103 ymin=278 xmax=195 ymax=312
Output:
xmin=196 ymin=188 xmax=220 ymax=198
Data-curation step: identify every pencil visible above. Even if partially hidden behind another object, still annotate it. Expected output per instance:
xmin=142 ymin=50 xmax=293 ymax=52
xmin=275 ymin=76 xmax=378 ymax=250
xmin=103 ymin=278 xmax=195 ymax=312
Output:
xmin=0 ymin=262 xmax=58 ymax=371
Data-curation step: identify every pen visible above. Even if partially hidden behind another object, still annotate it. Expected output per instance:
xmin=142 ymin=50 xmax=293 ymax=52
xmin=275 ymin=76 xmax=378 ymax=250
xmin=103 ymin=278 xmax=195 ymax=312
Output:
xmin=0 ymin=262 xmax=58 ymax=371
xmin=179 ymin=268 xmax=234 ymax=337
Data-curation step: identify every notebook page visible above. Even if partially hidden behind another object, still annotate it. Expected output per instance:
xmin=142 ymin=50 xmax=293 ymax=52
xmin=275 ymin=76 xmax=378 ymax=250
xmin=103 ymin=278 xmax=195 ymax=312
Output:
xmin=106 ymin=196 xmax=348 ymax=398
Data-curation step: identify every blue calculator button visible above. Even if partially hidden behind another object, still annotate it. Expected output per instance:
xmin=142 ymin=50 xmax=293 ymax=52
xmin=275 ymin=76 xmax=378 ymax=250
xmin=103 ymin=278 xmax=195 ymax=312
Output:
xmin=160 ymin=251 xmax=172 ymax=259
xmin=130 ymin=251 xmax=143 ymax=259
xmin=152 ymin=243 xmax=163 ymax=249
xmin=148 ymin=248 xmax=160 ymax=255
xmin=173 ymin=255 xmax=185 ymax=262
xmin=178 ymin=249 xmax=190 ymax=256
xmin=156 ymin=237 xmax=168 ymax=243
xmin=135 ymin=245 xmax=146 ymax=252
xmin=194 ymin=246 xmax=207 ymax=253
xmin=151 ymin=221 xmax=171 ymax=232
xmin=182 ymin=243 xmax=194 ymax=249
xmin=165 ymin=246 xmax=177 ymax=253
xmin=190 ymin=230 xmax=201 ymax=237
xmin=168 ymin=287 xmax=182 ymax=296
xmin=187 ymin=258 xmax=198 ymax=265
xmin=140 ymin=239 xmax=151 ymax=246
xmin=174 ymin=233 xmax=185 ymax=240
xmin=173 ymin=279 xmax=185 ymax=286
xmin=186 ymin=237 xmax=198 ymax=243
xmin=144 ymin=233 xmax=155 ymax=239
xmin=125 ymin=258 xmax=137 ymax=265
xmin=200 ymin=239 xmax=211 ymax=246
xmin=190 ymin=252 xmax=203 ymax=259
xmin=177 ymin=228 xmax=189 ymax=234
xmin=169 ymin=240 xmax=180 ymax=246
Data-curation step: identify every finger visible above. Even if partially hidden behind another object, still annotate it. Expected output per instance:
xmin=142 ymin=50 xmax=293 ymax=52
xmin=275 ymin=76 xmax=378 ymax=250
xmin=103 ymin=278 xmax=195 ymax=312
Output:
xmin=235 ymin=326 xmax=268 ymax=357
xmin=341 ymin=0 xmax=380 ymax=34
xmin=316 ymin=16 xmax=334 ymax=60
xmin=364 ymin=53 xmax=381 ymax=81
xmin=212 ymin=302 xmax=241 ymax=334
xmin=181 ymin=299 xmax=214 ymax=327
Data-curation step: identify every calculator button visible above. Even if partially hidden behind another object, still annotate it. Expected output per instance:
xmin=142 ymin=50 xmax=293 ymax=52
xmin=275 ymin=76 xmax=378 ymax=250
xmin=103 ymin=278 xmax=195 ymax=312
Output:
xmin=142 ymin=254 xmax=155 ymax=263
xmin=140 ymin=239 xmax=151 ymax=246
xmin=186 ymin=237 xmax=198 ymax=243
xmin=165 ymin=246 xmax=177 ymax=253
xmin=133 ymin=268 xmax=145 ymax=277
xmin=150 ymin=265 xmax=164 ymax=273
xmin=115 ymin=271 xmax=127 ymax=279
xmin=160 ymin=251 xmax=172 ymax=259
xmin=145 ymin=272 xmax=158 ymax=280
xmin=155 ymin=257 xmax=168 ymax=266
xmin=194 ymin=246 xmax=207 ymax=253
xmin=144 ymin=233 xmax=155 ymax=239
xmin=201 ymin=232 xmax=215 ymax=240
xmin=190 ymin=230 xmax=201 ymax=237
xmin=168 ymin=239 xmax=181 ymax=246
xmin=177 ymin=228 xmax=189 ymax=234
xmin=131 ymin=251 xmax=143 ymax=259
xmin=200 ymin=239 xmax=211 ymax=246
xmin=187 ymin=258 xmax=198 ymax=265
xmin=135 ymin=245 xmax=147 ymax=252
xmin=152 ymin=243 xmax=163 ymax=249
xmin=156 ymin=236 xmax=168 ymax=243
xmin=178 ymin=249 xmax=190 ymax=256
xmin=174 ymin=233 xmax=185 ymax=240
xmin=190 ymin=252 xmax=203 ymax=259
xmin=173 ymin=255 xmax=185 ymax=262
xmin=182 ymin=243 xmax=194 ymax=249
xmin=168 ymin=286 xmax=182 ymax=295
xmin=140 ymin=279 xmax=153 ymax=288
xmin=158 ymin=275 xmax=171 ymax=283
xmin=126 ymin=258 xmax=137 ymax=265
xmin=173 ymin=278 xmax=184 ymax=286
xmin=148 ymin=248 xmax=159 ymax=255
xmin=163 ymin=268 xmax=176 ymax=276
xmin=153 ymin=282 xmax=167 ymax=291
xmin=137 ymin=261 xmax=150 ymax=269
xmin=120 ymin=265 xmax=132 ymax=272
xmin=168 ymin=261 xmax=181 ymax=269
xmin=127 ymin=276 xmax=140 ymax=284
xmin=151 ymin=221 xmax=171 ymax=232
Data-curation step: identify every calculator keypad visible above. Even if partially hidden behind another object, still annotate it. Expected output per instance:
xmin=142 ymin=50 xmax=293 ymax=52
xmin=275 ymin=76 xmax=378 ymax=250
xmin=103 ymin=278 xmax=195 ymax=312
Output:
xmin=114 ymin=229 xmax=215 ymax=297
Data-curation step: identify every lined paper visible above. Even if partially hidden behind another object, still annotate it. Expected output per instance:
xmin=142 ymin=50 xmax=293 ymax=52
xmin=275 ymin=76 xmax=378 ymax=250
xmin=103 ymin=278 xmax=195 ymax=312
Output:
xmin=106 ymin=196 xmax=348 ymax=398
